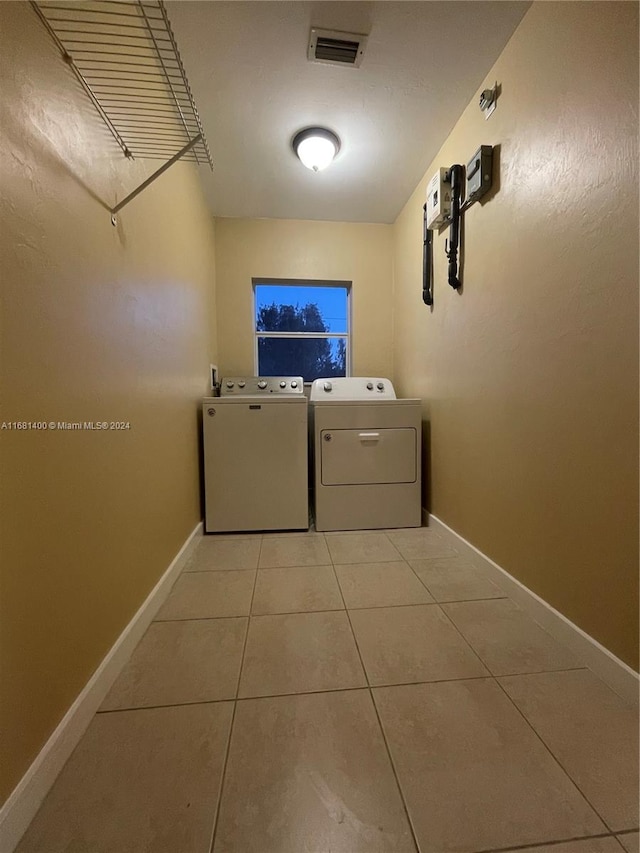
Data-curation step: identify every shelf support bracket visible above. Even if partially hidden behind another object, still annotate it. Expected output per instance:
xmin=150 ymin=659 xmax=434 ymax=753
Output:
xmin=110 ymin=133 xmax=202 ymax=224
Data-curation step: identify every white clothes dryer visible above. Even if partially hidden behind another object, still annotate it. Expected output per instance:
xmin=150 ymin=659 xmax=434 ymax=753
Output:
xmin=309 ymin=377 xmax=422 ymax=532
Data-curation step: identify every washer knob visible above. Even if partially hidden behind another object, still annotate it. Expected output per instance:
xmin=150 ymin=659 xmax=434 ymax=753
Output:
xmin=279 ymin=381 xmax=287 ymax=388
xmin=366 ymin=382 xmax=374 ymax=390
xmin=291 ymin=380 xmax=298 ymax=388
xmin=226 ymin=381 xmax=235 ymax=389
xmin=324 ymin=381 xmax=333 ymax=392
xmin=257 ymin=380 xmax=268 ymax=390
xmin=377 ymin=382 xmax=384 ymax=391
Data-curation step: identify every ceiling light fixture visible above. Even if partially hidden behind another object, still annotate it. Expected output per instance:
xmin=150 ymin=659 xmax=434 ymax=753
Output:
xmin=292 ymin=127 xmax=340 ymax=172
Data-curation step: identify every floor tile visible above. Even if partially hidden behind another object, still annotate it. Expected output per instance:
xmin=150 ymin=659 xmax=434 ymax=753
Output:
xmin=499 ymin=669 xmax=640 ymax=831
xmin=384 ymin=526 xmax=445 ymax=543
xmin=238 ymin=611 xmax=366 ymax=698
xmin=442 ymin=598 xmax=578 ymax=676
xmin=186 ymin=538 xmax=261 ymax=571
xmin=325 ymin=528 xmax=375 ymax=536
xmin=335 ymin=561 xmax=434 ymax=609
xmin=259 ymin=536 xmax=331 ymax=568
xmin=389 ymin=529 xmax=459 ymax=561
xmin=514 ymin=839 xmax=625 ymax=853
xmin=325 ymin=533 xmax=402 ymax=565
xmin=373 ymin=679 xmax=605 ymax=853
xmin=213 ymin=690 xmax=416 ymax=853
xmin=16 ymin=703 xmax=233 ymax=853
xmin=349 ymin=604 xmax=488 ymax=686
xmin=200 ymin=532 xmax=263 ymax=540
xmin=101 ymin=618 xmax=247 ymax=710
xmin=251 ymin=565 xmax=344 ymax=615
xmin=155 ymin=570 xmax=255 ymax=620
xmin=261 ymin=529 xmax=322 ymax=538
xmin=617 ymin=833 xmax=640 ymax=853
xmin=409 ymin=555 xmax=504 ymax=602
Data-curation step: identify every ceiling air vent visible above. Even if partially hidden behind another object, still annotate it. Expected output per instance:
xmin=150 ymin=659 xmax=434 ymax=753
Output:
xmin=308 ymin=28 xmax=368 ymax=68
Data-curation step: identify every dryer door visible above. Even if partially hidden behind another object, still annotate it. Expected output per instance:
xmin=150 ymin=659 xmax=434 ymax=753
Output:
xmin=320 ymin=428 xmax=417 ymax=485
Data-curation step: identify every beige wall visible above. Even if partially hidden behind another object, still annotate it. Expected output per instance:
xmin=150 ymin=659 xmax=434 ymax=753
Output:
xmin=214 ymin=217 xmax=393 ymax=378
xmin=392 ymin=1 xmax=639 ymax=668
xmin=0 ymin=4 xmax=216 ymax=801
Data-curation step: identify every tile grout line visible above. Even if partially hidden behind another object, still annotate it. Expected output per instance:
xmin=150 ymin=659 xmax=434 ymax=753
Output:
xmin=327 ymin=545 xmax=423 ymax=853
xmin=155 ymin=587 xmax=511 ymax=624
xmin=154 ymin=611 xmax=256 ymax=624
xmin=94 ymin=668 xmax=592 ymax=716
xmin=96 ymin=697 xmax=235 ymax=714
xmin=153 ymin=599 xmax=519 ymax=624
xmin=237 ymin=674 xmax=493 ymax=699
xmin=429 ymin=595 xmax=509 ymax=604
xmin=469 ymin=828 xmax=636 ymax=852
xmin=207 ymin=536 xmax=263 ymax=853
xmin=179 ymin=567 xmax=257 ymax=575
xmin=492 ymin=675 xmax=615 ymax=834
xmin=251 ymin=598 xmax=508 ymax=615
xmin=237 ymin=543 xmax=262 ymax=699
xmin=480 ymin=665 xmax=589 ymax=678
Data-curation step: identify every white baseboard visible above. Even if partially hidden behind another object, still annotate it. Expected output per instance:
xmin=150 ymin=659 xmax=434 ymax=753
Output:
xmin=0 ymin=521 xmax=203 ymax=853
xmin=424 ymin=510 xmax=639 ymax=706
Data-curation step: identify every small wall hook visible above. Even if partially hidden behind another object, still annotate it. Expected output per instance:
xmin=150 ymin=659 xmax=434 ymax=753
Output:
xmin=479 ymin=82 xmax=498 ymax=119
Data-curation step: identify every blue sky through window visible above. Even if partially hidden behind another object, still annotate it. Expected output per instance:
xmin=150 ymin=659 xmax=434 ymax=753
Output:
xmin=255 ymin=284 xmax=348 ymax=333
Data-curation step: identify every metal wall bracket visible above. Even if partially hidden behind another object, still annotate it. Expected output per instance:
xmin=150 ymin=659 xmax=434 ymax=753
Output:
xmin=110 ymin=133 xmax=201 ymax=224
xmin=479 ymin=82 xmax=498 ymax=120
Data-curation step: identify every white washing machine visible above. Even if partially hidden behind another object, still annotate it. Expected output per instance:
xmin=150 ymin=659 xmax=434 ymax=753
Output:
xmin=202 ymin=376 xmax=308 ymax=533
xmin=310 ymin=377 xmax=422 ymax=532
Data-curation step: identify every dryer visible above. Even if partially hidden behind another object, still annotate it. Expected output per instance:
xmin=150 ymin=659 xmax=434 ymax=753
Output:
xmin=203 ymin=376 xmax=308 ymax=533
xmin=310 ymin=377 xmax=422 ymax=532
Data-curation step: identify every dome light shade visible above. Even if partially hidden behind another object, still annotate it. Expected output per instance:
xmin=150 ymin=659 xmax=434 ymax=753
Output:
xmin=292 ymin=127 xmax=340 ymax=172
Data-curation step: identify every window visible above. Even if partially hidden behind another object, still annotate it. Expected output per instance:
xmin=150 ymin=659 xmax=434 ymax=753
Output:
xmin=254 ymin=280 xmax=350 ymax=383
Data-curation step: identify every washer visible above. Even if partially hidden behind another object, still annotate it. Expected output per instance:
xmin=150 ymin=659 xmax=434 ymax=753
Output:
xmin=203 ymin=376 xmax=308 ymax=533
xmin=310 ymin=377 xmax=422 ymax=532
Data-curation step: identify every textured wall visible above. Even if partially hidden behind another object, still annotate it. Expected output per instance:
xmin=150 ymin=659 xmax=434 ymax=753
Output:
xmin=392 ymin=2 xmax=639 ymax=667
xmin=214 ymin=217 xmax=394 ymax=379
xmin=0 ymin=3 xmax=216 ymax=801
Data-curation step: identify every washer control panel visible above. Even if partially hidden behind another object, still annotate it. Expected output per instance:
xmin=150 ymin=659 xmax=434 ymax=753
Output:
xmin=309 ymin=377 xmax=397 ymax=401
xmin=220 ymin=376 xmax=304 ymax=396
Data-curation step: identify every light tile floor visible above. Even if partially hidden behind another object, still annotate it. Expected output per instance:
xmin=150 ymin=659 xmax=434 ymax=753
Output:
xmin=16 ymin=526 xmax=639 ymax=853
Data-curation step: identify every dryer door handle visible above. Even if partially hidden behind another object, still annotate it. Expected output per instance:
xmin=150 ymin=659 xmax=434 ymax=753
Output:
xmin=358 ymin=432 xmax=380 ymax=441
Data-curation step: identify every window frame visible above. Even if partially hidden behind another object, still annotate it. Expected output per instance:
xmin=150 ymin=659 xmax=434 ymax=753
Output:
xmin=252 ymin=278 xmax=352 ymax=382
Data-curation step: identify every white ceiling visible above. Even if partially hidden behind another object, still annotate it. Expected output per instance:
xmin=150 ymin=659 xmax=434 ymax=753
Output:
xmin=166 ymin=1 xmax=530 ymax=224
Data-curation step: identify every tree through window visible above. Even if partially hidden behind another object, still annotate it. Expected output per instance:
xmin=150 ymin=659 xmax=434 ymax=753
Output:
xmin=254 ymin=282 xmax=350 ymax=382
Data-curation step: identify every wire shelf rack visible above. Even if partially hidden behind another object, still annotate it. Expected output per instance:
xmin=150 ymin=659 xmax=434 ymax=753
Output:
xmin=31 ymin=0 xmax=213 ymax=168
